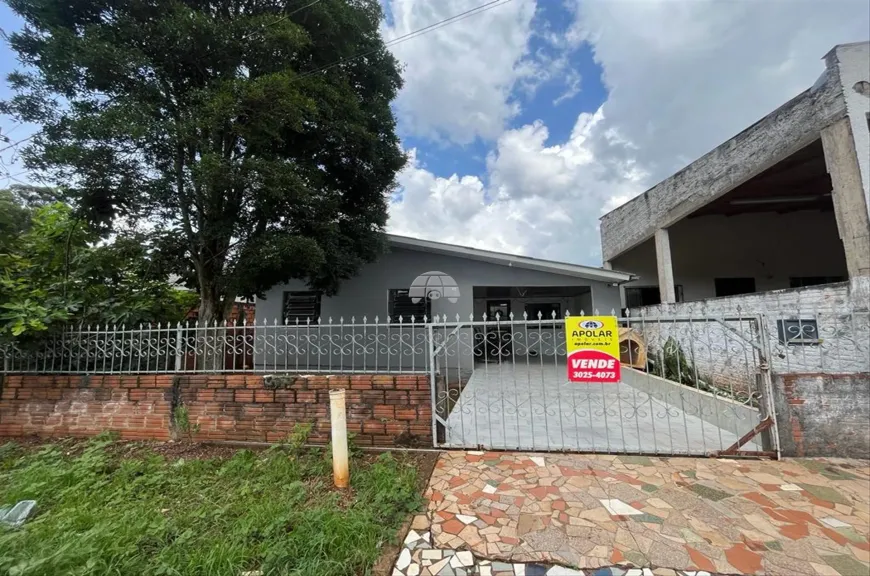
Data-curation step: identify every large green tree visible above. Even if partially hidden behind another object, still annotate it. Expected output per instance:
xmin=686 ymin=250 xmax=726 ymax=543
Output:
xmin=2 ymin=0 xmax=406 ymax=323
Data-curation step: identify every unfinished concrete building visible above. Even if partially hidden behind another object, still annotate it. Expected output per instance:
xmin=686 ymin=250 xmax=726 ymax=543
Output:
xmin=600 ymin=42 xmax=870 ymax=458
xmin=601 ymin=41 xmax=869 ymax=311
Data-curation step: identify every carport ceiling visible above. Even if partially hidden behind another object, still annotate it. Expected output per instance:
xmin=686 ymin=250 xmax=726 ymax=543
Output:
xmin=473 ymin=286 xmax=591 ymax=298
xmin=690 ymin=139 xmax=833 ymax=217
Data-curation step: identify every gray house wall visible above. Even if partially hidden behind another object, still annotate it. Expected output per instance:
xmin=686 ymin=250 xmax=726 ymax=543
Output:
xmin=257 ymin=247 xmax=621 ymax=322
xmin=254 ymin=247 xmax=622 ymax=371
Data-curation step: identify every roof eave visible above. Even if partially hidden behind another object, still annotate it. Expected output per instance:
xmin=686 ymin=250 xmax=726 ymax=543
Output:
xmin=386 ymin=234 xmax=634 ymax=283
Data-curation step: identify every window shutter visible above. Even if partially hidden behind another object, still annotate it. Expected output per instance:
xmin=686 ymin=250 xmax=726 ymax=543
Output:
xmin=283 ymin=292 xmax=322 ymax=324
xmin=389 ymin=289 xmax=429 ymax=322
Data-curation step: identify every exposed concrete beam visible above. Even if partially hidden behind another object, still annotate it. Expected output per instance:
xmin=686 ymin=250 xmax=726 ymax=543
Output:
xmin=821 ymin=118 xmax=870 ymax=278
xmin=654 ymin=228 xmax=676 ymax=303
xmin=601 ymin=62 xmax=847 ymax=262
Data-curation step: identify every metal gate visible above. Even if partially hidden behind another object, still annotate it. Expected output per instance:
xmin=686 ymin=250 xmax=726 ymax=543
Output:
xmin=427 ymin=313 xmax=778 ymax=457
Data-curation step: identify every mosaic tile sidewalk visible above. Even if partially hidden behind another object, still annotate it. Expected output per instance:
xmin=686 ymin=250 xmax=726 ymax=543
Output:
xmin=393 ymin=452 xmax=870 ymax=576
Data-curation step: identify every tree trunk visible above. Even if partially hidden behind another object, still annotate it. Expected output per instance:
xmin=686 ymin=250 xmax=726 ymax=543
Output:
xmin=196 ymin=284 xmax=226 ymax=371
xmin=197 ymin=290 xmax=221 ymax=326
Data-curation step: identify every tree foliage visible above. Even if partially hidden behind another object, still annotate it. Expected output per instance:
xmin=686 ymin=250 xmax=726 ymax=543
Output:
xmin=0 ymin=184 xmax=57 ymax=251
xmin=2 ymin=0 xmax=407 ymax=323
xmin=0 ymin=199 xmax=197 ymax=337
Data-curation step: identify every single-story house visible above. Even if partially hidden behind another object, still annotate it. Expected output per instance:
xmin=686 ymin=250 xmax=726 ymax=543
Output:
xmin=256 ymin=235 xmax=631 ymax=324
xmin=252 ymin=235 xmax=632 ymax=372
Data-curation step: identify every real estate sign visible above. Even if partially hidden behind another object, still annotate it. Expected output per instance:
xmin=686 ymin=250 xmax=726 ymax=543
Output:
xmin=565 ymin=316 xmax=620 ymax=383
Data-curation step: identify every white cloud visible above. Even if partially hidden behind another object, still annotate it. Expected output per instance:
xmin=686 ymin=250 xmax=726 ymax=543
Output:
xmin=384 ymin=0 xmax=537 ymax=144
xmin=389 ymin=111 xmax=647 ymax=263
xmin=387 ymin=0 xmax=869 ymax=265
xmin=570 ymin=0 xmax=870 ymax=179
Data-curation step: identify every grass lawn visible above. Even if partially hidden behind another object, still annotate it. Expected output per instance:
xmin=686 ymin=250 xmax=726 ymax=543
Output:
xmin=0 ymin=435 xmax=430 ymax=576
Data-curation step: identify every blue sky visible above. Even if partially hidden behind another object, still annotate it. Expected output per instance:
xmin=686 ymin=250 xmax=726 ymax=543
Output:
xmin=397 ymin=1 xmax=608 ymax=179
xmin=2 ymin=0 xmax=869 ymax=266
xmin=0 ymin=4 xmax=33 ymax=185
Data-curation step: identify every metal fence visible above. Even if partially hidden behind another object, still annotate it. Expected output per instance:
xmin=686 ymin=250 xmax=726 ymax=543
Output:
xmin=632 ymin=304 xmax=870 ymax=381
xmin=0 ymin=317 xmax=430 ymax=375
xmin=429 ymin=312 xmax=772 ymax=455
xmin=6 ymin=305 xmax=867 ymax=456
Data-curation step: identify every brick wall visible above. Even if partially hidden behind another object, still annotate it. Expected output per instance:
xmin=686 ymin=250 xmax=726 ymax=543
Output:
xmin=772 ymin=372 xmax=870 ymax=458
xmin=0 ymin=373 xmax=432 ymax=447
xmin=0 ymin=374 xmax=174 ymax=440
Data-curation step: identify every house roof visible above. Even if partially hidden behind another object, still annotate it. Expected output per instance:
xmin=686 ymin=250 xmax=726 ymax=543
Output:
xmin=387 ymin=234 xmax=635 ymax=283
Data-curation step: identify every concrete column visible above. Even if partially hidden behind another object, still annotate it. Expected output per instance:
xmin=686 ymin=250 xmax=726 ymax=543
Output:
xmin=604 ymin=260 xmax=628 ymax=312
xmin=821 ymin=118 xmax=870 ymax=279
xmin=654 ymin=228 xmax=676 ymax=303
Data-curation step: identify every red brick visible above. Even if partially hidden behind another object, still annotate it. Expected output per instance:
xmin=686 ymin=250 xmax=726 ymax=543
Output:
xmin=408 ymin=390 xmax=432 ymax=405
xmin=362 ymin=420 xmax=385 ymax=434
xmin=234 ymin=390 xmax=254 ymax=403
xmin=307 ymin=405 xmax=328 ymax=418
xmin=243 ymin=405 xmax=264 ymax=416
xmin=328 ymin=376 xmax=351 ymax=387
xmin=352 ymin=434 xmax=374 ymax=446
xmin=285 ymin=404 xmax=306 ymax=418
xmin=216 ymin=416 xmax=235 ymax=430
xmin=383 ymin=392 xmax=409 ymax=406
xmin=385 ymin=422 xmax=409 ymax=434
xmin=373 ymin=405 xmax=395 ymax=419
xmin=409 ymin=423 xmax=432 ymax=436
xmin=305 ymin=376 xmax=330 ymax=389
xmin=274 ymin=390 xmax=295 ymax=404
xmin=154 ymin=377 xmax=175 ymax=388
xmin=207 ymin=377 xmax=228 ymax=389
xmin=295 ymin=391 xmax=316 ymax=403
xmin=361 ymin=390 xmax=385 ymax=404
xmin=395 ymin=408 xmax=417 ymax=421
xmin=348 ymin=404 xmax=373 ymax=419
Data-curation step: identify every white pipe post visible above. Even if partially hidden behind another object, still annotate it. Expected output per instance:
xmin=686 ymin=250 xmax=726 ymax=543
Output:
xmin=329 ymin=388 xmax=349 ymax=488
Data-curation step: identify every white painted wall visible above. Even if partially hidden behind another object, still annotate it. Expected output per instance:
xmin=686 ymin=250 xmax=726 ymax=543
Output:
xmin=611 ymin=210 xmax=848 ymax=304
xmin=636 ymin=279 xmax=870 ymax=393
xmin=832 ymin=42 xmax=870 ymax=218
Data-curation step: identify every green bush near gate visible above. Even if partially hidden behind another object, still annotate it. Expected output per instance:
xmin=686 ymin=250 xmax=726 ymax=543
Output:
xmin=0 ymin=435 xmax=422 ymax=576
xmin=646 ymin=337 xmax=756 ymax=406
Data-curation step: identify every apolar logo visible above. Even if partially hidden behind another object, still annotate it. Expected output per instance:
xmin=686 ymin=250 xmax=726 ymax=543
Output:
xmin=409 ymin=271 xmax=460 ymax=304
xmin=580 ymin=320 xmax=603 ymax=330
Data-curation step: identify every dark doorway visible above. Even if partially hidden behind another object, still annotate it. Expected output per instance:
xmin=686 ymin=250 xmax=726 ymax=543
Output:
xmin=486 ymin=300 xmax=510 ymax=320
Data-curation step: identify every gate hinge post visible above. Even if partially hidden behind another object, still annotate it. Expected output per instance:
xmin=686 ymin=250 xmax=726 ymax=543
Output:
xmin=755 ymin=314 xmax=781 ymax=460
